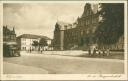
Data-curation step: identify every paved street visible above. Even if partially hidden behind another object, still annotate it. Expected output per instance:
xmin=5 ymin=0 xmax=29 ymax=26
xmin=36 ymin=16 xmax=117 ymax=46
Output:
xmin=4 ymin=53 xmax=124 ymax=74
xmin=4 ymin=62 xmax=48 ymax=74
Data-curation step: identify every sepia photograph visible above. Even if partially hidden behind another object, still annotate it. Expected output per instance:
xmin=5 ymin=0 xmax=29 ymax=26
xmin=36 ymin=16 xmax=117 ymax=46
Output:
xmin=0 ymin=0 xmax=127 ymax=80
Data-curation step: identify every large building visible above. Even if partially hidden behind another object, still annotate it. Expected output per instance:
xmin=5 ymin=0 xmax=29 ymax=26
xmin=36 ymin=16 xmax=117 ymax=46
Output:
xmin=53 ymin=3 xmax=99 ymax=50
xmin=53 ymin=3 xmax=124 ymax=51
xmin=17 ymin=34 xmax=52 ymax=51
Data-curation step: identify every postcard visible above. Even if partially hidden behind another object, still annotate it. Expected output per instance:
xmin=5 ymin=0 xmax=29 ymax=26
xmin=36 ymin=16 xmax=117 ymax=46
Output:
xmin=0 ymin=0 xmax=127 ymax=80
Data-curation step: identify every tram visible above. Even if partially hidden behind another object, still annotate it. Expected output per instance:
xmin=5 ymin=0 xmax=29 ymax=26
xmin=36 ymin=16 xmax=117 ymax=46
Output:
xmin=3 ymin=42 xmax=20 ymax=57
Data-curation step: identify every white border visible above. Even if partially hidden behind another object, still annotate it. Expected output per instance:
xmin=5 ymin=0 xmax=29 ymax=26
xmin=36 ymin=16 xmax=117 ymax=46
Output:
xmin=0 ymin=2 xmax=3 ymax=80
xmin=2 ymin=1 xmax=128 ymax=3
xmin=1 ymin=0 xmax=127 ymax=80
xmin=124 ymin=0 xmax=127 ymax=79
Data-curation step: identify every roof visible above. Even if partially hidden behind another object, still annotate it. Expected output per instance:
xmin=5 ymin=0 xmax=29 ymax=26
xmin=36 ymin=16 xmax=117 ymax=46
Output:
xmin=3 ymin=26 xmax=15 ymax=35
xmin=56 ymin=21 xmax=76 ymax=30
xmin=17 ymin=34 xmax=51 ymax=40
xmin=56 ymin=21 xmax=70 ymax=26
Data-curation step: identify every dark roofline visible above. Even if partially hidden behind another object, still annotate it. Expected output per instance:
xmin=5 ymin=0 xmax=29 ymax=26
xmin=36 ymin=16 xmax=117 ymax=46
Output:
xmin=17 ymin=34 xmax=51 ymax=40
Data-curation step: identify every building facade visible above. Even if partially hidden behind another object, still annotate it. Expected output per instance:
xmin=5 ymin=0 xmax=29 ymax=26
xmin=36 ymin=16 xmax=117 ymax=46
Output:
xmin=3 ymin=26 xmax=20 ymax=56
xmin=3 ymin=26 xmax=16 ymax=43
xmin=53 ymin=3 xmax=124 ymax=51
xmin=53 ymin=21 xmax=77 ymax=50
xmin=17 ymin=34 xmax=52 ymax=51
xmin=53 ymin=3 xmax=99 ymax=50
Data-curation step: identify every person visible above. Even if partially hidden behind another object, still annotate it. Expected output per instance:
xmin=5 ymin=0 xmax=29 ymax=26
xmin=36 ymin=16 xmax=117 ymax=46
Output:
xmin=88 ymin=45 xmax=93 ymax=56
xmin=93 ymin=47 xmax=97 ymax=55
xmin=40 ymin=48 xmax=43 ymax=54
xmin=106 ymin=48 xmax=110 ymax=56
xmin=102 ymin=47 xmax=106 ymax=56
xmin=98 ymin=49 xmax=102 ymax=56
xmin=88 ymin=48 xmax=91 ymax=56
xmin=30 ymin=48 xmax=31 ymax=53
xmin=97 ymin=46 xmax=101 ymax=56
xmin=91 ymin=45 xmax=95 ymax=56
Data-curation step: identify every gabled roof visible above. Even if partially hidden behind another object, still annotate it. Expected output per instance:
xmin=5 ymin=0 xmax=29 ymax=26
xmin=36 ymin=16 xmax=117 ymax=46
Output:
xmin=17 ymin=34 xmax=51 ymax=40
xmin=82 ymin=3 xmax=99 ymax=17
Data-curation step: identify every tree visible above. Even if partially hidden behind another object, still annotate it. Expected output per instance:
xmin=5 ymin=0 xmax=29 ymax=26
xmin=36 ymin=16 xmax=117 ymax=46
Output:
xmin=32 ymin=41 xmax=39 ymax=51
xmin=95 ymin=3 xmax=124 ymax=45
xmin=39 ymin=38 xmax=48 ymax=50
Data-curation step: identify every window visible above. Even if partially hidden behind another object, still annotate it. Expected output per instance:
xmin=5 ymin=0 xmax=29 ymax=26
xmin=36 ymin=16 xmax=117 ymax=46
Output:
xmin=87 ymin=29 xmax=89 ymax=34
xmin=24 ymin=47 xmax=26 ymax=50
xmin=81 ymin=30 xmax=83 ymax=35
xmin=90 ymin=10 xmax=92 ymax=15
xmin=86 ymin=20 xmax=89 ymax=25
xmin=22 ymin=47 xmax=26 ymax=50
xmin=86 ymin=11 xmax=88 ymax=16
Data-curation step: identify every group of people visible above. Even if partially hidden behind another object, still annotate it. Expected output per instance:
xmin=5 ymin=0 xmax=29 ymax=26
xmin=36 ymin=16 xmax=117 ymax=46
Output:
xmin=88 ymin=45 xmax=110 ymax=56
xmin=26 ymin=47 xmax=54 ymax=53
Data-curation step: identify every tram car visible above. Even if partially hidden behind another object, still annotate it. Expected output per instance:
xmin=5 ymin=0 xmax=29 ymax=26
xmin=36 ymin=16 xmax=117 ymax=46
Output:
xmin=3 ymin=42 xmax=20 ymax=57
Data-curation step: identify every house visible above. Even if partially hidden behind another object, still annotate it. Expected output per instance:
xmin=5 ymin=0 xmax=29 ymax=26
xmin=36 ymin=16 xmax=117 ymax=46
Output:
xmin=17 ymin=34 xmax=52 ymax=51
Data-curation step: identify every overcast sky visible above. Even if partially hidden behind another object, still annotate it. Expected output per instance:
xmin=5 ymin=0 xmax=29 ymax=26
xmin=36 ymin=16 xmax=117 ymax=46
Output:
xmin=3 ymin=3 xmax=86 ymax=39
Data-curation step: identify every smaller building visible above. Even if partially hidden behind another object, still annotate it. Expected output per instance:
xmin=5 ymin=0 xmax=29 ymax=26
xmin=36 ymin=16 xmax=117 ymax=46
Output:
xmin=3 ymin=26 xmax=20 ymax=57
xmin=3 ymin=26 xmax=16 ymax=43
xmin=17 ymin=34 xmax=52 ymax=51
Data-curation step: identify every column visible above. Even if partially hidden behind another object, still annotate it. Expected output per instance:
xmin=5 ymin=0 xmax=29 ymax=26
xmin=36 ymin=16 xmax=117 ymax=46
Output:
xmin=60 ymin=30 xmax=64 ymax=50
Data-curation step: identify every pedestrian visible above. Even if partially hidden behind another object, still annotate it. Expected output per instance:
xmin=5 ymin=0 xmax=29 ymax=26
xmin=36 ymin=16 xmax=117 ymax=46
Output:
xmin=88 ymin=48 xmax=91 ymax=56
xmin=97 ymin=46 xmax=101 ymax=56
xmin=30 ymin=48 xmax=31 ymax=53
xmin=93 ymin=47 xmax=96 ymax=56
xmin=106 ymin=48 xmax=110 ymax=56
xmin=88 ymin=45 xmax=92 ymax=56
xmin=40 ymin=48 xmax=43 ymax=54
xmin=98 ymin=49 xmax=102 ymax=56
xmin=90 ymin=45 xmax=94 ymax=56
xmin=102 ymin=47 xmax=106 ymax=56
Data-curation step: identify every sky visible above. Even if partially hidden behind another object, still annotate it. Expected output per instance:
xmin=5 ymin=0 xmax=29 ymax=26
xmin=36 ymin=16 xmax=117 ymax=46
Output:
xmin=3 ymin=2 xmax=86 ymax=39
